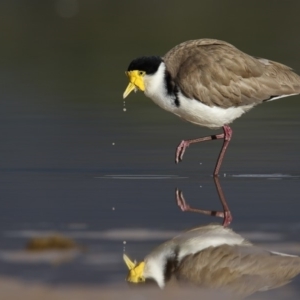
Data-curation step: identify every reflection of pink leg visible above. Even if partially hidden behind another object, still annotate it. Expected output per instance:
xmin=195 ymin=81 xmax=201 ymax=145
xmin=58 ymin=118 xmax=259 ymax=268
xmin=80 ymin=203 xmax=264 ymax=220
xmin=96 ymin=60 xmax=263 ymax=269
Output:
xmin=214 ymin=176 xmax=232 ymax=226
xmin=176 ymin=189 xmax=225 ymax=218
xmin=175 ymin=177 xmax=232 ymax=227
xmin=175 ymin=125 xmax=232 ymax=176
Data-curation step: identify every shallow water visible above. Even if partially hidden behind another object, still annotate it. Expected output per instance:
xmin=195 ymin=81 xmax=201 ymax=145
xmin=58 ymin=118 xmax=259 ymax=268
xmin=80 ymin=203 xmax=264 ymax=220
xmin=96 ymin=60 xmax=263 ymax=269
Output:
xmin=1 ymin=1 xmax=300 ymax=298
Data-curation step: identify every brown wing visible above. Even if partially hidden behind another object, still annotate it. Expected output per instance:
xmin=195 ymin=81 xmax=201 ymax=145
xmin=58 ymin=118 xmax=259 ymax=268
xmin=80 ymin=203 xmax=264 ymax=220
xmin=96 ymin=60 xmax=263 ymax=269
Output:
xmin=176 ymin=244 xmax=300 ymax=298
xmin=163 ymin=39 xmax=300 ymax=108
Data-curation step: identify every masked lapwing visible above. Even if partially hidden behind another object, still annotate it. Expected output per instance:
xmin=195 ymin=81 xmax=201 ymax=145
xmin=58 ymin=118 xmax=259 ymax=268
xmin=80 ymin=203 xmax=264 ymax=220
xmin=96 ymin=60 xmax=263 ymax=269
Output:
xmin=123 ymin=224 xmax=300 ymax=298
xmin=123 ymin=39 xmax=300 ymax=175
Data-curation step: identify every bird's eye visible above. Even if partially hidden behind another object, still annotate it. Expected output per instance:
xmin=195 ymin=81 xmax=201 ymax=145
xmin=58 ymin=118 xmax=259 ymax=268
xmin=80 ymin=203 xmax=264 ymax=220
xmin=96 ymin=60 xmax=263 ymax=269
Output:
xmin=139 ymin=71 xmax=144 ymax=76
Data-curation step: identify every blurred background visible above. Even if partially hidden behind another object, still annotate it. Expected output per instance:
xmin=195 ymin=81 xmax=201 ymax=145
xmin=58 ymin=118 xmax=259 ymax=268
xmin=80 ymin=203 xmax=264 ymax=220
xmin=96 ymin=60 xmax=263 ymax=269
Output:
xmin=1 ymin=0 xmax=300 ymax=299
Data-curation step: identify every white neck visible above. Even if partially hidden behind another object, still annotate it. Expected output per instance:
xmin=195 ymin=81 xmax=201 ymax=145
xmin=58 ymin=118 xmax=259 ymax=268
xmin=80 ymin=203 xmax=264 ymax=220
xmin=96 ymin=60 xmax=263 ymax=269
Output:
xmin=143 ymin=62 xmax=178 ymax=113
xmin=144 ymin=62 xmax=167 ymax=98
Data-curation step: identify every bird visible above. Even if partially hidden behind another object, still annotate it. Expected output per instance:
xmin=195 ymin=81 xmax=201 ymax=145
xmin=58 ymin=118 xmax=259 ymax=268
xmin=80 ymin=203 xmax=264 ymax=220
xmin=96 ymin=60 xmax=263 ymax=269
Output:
xmin=123 ymin=224 xmax=300 ymax=299
xmin=123 ymin=39 xmax=300 ymax=175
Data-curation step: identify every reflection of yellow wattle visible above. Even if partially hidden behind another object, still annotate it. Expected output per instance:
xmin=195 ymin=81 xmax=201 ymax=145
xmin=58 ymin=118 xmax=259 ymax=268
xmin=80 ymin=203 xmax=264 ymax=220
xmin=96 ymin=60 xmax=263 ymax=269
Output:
xmin=123 ymin=71 xmax=145 ymax=99
xmin=123 ymin=254 xmax=145 ymax=283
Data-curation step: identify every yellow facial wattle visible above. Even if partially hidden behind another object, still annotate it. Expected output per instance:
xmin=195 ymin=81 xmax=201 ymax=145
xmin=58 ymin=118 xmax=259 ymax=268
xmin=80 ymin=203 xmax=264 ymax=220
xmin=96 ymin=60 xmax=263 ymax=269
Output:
xmin=123 ymin=70 xmax=145 ymax=99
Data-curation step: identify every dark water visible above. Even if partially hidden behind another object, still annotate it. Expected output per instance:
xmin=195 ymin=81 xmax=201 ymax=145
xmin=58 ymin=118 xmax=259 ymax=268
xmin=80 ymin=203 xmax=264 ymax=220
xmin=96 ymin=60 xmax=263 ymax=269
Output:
xmin=1 ymin=1 xmax=300 ymax=298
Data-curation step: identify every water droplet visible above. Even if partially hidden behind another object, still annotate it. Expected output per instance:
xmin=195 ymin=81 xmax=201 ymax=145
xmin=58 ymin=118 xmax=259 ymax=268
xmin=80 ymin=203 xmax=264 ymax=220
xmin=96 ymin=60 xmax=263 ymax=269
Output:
xmin=123 ymin=241 xmax=126 ymax=245
xmin=123 ymin=108 xmax=127 ymax=112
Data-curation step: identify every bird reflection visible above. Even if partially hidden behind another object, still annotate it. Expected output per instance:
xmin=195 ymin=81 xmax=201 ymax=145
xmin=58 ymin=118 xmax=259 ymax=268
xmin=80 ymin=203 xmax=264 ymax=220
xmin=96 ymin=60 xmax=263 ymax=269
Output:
xmin=176 ymin=176 xmax=232 ymax=226
xmin=123 ymin=224 xmax=300 ymax=299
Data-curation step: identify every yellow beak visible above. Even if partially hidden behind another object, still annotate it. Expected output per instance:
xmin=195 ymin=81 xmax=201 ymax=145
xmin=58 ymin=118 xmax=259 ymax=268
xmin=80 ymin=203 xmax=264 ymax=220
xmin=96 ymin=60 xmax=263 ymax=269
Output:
xmin=123 ymin=70 xmax=145 ymax=99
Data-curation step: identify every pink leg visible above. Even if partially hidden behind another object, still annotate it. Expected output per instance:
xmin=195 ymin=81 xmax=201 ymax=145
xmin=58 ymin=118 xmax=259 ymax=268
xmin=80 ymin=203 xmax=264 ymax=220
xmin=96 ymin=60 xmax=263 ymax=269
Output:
xmin=213 ymin=125 xmax=232 ymax=176
xmin=175 ymin=125 xmax=233 ymax=176
xmin=175 ymin=177 xmax=232 ymax=227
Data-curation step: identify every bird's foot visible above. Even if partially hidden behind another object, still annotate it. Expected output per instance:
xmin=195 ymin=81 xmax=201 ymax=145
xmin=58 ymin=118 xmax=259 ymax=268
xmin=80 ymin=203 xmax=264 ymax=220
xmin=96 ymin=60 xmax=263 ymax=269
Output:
xmin=175 ymin=140 xmax=190 ymax=163
xmin=222 ymin=211 xmax=233 ymax=227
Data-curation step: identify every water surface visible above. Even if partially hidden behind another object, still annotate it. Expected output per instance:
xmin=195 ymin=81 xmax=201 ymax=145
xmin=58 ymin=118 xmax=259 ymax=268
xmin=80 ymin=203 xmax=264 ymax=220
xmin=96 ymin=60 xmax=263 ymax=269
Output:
xmin=1 ymin=1 xmax=300 ymax=298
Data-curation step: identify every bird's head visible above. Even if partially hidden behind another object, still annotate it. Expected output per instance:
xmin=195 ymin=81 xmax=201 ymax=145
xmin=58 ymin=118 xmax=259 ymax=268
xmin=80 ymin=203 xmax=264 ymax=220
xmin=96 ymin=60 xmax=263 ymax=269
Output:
xmin=123 ymin=254 xmax=146 ymax=283
xmin=123 ymin=56 xmax=163 ymax=99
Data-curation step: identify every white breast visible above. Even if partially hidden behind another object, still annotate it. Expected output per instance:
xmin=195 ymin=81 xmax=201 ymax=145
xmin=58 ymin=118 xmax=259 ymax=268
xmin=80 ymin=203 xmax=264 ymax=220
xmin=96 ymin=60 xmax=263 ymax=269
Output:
xmin=173 ymin=95 xmax=253 ymax=129
xmin=144 ymin=63 xmax=253 ymax=129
